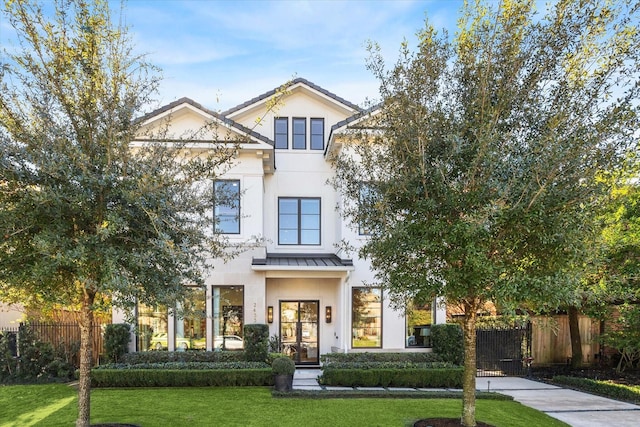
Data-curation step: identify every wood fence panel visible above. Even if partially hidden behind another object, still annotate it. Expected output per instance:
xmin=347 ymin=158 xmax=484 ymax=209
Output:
xmin=531 ymin=315 xmax=600 ymax=365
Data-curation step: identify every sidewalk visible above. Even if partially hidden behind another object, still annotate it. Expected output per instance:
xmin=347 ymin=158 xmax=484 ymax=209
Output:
xmin=293 ymin=370 xmax=640 ymax=427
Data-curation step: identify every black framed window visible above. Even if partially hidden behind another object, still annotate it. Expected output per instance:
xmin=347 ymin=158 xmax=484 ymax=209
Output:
xmin=212 ymin=286 xmax=244 ymax=351
xmin=278 ymin=197 xmax=320 ymax=245
xmin=352 ymin=287 xmax=382 ymax=348
xmin=214 ymin=180 xmax=240 ymax=234
xmin=275 ymin=117 xmax=288 ymax=149
xmin=292 ymin=117 xmax=306 ymax=150
xmin=310 ymin=118 xmax=324 ymax=150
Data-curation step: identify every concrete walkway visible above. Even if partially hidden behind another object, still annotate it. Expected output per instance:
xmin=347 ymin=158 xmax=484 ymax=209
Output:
xmin=293 ymin=369 xmax=640 ymax=427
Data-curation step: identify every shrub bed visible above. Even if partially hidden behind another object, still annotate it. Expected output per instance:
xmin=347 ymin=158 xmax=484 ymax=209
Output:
xmin=321 ymin=352 xmax=443 ymax=365
xmin=92 ymin=367 xmax=273 ymax=387
xmin=552 ymin=375 xmax=640 ymax=404
xmin=119 ymin=350 xmax=244 ymax=365
xmin=319 ymin=367 xmax=463 ymax=388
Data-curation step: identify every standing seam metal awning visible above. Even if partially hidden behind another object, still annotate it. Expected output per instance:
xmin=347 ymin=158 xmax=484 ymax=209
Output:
xmin=251 ymin=253 xmax=354 ymax=271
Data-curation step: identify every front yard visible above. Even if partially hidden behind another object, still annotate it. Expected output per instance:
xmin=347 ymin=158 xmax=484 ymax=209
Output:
xmin=0 ymin=384 xmax=568 ymax=427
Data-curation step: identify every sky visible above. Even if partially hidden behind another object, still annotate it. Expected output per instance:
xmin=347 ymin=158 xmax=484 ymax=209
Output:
xmin=114 ymin=0 xmax=464 ymax=112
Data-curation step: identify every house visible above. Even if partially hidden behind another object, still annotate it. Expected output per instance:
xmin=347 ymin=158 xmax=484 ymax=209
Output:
xmin=114 ymin=78 xmax=446 ymax=364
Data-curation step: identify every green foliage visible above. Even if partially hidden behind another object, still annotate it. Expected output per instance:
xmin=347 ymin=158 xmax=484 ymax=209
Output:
xmin=91 ymin=368 xmax=273 ymax=387
xmin=0 ymin=331 xmax=18 ymax=380
xmin=603 ymin=305 xmax=640 ymax=372
xmin=431 ymin=324 xmax=464 ymax=365
xmin=96 ymin=361 xmax=269 ymax=370
xmin=320 ymin=351 xmax=442 ymax=365
xmin=243 ymin=324 xmax=269 ymax=362
xmin=552 ymin=376 xmax=640 ymax=404
xmin=319 ymin=367 xmax=463 ymax=388
xmin=271 ymin=356 xmax=296 ymax=375
xmin=102 ymin=323 xmax=130 ymax=363
xmin=120 ymin=350 xmax=244 ymax=364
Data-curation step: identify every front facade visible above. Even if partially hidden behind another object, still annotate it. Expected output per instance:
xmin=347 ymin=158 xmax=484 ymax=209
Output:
xmin=115 ymin=78 xmax=445 ymax=363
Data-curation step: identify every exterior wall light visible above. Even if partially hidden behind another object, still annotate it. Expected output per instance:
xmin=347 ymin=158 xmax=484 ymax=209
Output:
xmin=267 ymin=306 xmax=274 ymax=323
xmin=325 ymin=306 xmax=332 ymax=323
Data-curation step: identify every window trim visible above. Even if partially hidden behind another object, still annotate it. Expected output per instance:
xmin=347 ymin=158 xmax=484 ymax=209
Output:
xmin=310 ymin=118 xmax=324 ymax=150
xmin=292 ymin=117 xmax=306 ymax=150
xmin=275 ymin=117 xmax=288 ymax=149
xmin=278 ymin=197 xmax=321 ymax=246
xmin=214 ymin=179 xmax=241 ymax=235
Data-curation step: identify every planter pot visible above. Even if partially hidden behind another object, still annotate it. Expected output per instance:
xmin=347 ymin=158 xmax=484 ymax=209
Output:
xmin=273 ymin=374 xmax=293 ymax=392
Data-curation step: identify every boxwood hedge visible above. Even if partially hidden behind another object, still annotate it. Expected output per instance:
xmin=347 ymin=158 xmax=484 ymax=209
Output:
xmin=91 ymin=368 xmax=273 ymax=387
xmin=319 ymin=367 xmax=463 ymax=388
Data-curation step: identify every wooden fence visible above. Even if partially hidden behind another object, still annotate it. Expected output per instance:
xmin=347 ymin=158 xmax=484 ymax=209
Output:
xmin=530 ymin=315 xmax=600 ymax=366
xmin=1 ymin=322 xmax=106 ymax=366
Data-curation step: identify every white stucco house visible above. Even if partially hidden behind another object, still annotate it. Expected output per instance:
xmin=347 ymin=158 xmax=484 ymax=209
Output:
xmin=115 ymin=78 xmax=445 ymax=365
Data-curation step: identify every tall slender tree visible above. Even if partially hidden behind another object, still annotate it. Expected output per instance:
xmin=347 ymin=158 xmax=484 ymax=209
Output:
xmin=0 ymin=1 xmax=239 ymax=425
xmin=331 ymin=1 xmax=639 ymax=425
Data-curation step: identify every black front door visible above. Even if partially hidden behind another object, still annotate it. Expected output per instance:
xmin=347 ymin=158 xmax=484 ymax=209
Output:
xmin=280 ymin=301 xmax=319 ymax=364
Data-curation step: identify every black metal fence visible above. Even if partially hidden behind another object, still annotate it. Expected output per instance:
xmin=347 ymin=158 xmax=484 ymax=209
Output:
xmin=476 ymin=322 xmax=533 ymax=377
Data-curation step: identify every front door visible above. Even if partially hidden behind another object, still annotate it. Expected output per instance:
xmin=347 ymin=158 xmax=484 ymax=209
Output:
xmin=280 ymin=301 xmax=319 ymax=365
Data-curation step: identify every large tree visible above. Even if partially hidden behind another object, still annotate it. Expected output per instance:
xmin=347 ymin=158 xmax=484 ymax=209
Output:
xmin=331 ymin=1 xmax=640 ymax=425
xmin=0 ymin=1 xmax=238 ymax=425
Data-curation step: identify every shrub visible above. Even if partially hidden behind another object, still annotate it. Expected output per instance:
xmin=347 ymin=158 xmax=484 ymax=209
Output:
xmin=271 ymin=356 xmax=295 ymax=375
xmin=319 ymin=367 xmax=463 ymax=388
xmin=320 ymin=352 xmax=443 ymax=365
xmin=120 ymin=350 xmax=244 ymax=365
xmin=552 ymin=376 xmax=640 ymax=404
xmin=243 ymin=324 xmax=269 ymax=362
xmin=431 ymin=323 xmax=464 ymax=365
xmin=0 ymin=331 xmax=18 ymax=380
xmin=91 ymin=368 xmax=273 ymax=387
xmin=103 ymin=323 xmax=131 ymax=363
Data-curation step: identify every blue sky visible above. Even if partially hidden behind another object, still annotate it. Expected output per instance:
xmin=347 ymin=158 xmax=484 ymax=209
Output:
xmin=118 ymin=0 xmax=464 ymax=111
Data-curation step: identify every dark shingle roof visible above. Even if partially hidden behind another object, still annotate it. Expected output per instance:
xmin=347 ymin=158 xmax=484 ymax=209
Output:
xmin=221 ymin=77 xmax=363 ymax=117
xmin=252 ymin=253 xmax=353 ymax=268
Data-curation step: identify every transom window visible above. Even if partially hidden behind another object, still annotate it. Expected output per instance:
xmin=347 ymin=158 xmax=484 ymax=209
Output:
xmin=310 ymin=118 xmax=324 ymax=150
xmin=292 ymin=117 xmax=306 ymax=150
xmin=275 ymin=117 xmax=288 ymax=149
xmin=278 ymin=197 xmax=320 ymax=245
xmin=214 ymin=180 xmax=240 ymax=234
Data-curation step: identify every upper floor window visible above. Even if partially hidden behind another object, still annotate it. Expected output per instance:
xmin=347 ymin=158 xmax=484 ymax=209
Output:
xmin=214 ymin=180 xmax=240 ymax=234
xmin=292 ymin=117 xmax=306 ymax=150
xmin=275 ymin=117 xmax=288 ymax=149
xmin=310 ymin=118 xmax=324 ymax=150
xmin=278 ymin=197 xmax=320 ymax=245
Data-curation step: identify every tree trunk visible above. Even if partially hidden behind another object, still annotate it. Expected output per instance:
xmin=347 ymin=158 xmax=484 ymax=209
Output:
xmin=77 ymin=290 xmax=95 ymax=427
xmin=461 ymin=302 xmax=478 ymax=427
xmin=568 ymin=306 xmax=583 ymax=368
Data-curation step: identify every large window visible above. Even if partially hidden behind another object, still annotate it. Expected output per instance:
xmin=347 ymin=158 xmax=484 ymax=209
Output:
xmin=175 ymin=287 xmax=206 ymax=351
xmin=406 ymin=300 xmax=433 ymax=348
xmin=310 ymin=118 xmax=324 ymax=150
xmin=292 ymin=117 xmax=306 ymax=149
xmin=352 ymin=287 xmax=382 ymax=348
xmin=214 ymin=180 xmax=240 ymax=234
xmin=212 ymin=286 xmax=244 ymax=350
xmin=275 ymin=117 xmax=288 ymax=149
xmin=137 ymin=303 xmax=168 ymax=351
xmin=278 ymin=197 xmax=321 ymax=245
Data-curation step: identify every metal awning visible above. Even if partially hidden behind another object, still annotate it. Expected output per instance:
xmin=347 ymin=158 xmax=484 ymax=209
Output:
xmin=251 ymin=253 xmax=354 ymax=272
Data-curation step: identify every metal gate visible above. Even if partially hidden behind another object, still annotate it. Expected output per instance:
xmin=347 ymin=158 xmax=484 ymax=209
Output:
xmin=476 ymin=322 xmax=532 ymax=377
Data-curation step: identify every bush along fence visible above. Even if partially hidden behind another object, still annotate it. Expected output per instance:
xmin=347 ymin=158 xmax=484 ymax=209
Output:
xmin=0 ymin=321 xmax=107 ymax=383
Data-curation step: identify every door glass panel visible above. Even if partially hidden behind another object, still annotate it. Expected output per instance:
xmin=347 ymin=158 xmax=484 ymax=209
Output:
xmin=280 ymin=301 xmax=319 ymax=364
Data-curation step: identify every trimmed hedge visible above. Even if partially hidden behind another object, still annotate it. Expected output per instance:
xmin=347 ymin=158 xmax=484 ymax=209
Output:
xmin=91 ymin=368 xmax=273 ymax=387
xmin=321 ymin=352 xmax=443 ymax=365
xmin=96 ymin=361 xmax=269 ymax=370
xmin=319 ymin=367 xmax=463 ymax=388
xmin=552 ymin=376 xmax=640 ymax=403
xmin=119 ymin=350 xmax=244 ymax=365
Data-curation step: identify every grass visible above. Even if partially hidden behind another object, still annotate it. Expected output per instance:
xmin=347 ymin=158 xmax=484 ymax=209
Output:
xmin=0 ymin=384 xmax=569 ymax=427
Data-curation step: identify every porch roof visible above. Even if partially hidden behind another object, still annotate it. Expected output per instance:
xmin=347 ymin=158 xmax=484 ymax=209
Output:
xmin=251 ymin=253 xmax=354 ymax=272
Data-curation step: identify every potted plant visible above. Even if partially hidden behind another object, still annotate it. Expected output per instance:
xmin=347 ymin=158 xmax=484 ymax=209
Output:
xmin=272 ymin=356 xmax=295 ymax=391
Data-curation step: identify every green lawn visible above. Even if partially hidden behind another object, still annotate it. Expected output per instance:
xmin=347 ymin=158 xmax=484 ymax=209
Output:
xmin=0 ymin=384 xmax=569 ymax=427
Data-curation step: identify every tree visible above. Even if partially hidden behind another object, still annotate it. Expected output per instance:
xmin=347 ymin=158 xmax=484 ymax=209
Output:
xmin=330 ymin=1 xmax=639 ymax=425
xmin=0 ymin=1 xmax=239 ymax=425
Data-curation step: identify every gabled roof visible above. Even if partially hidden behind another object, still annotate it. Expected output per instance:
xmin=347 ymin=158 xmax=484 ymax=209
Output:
xmin=138 ymin=97 xmax=273 ymax=146
xmin=325 ymin=104 xmax=383 ymax=156
xmin=221 ymin=77 xmax=363 ymax=117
